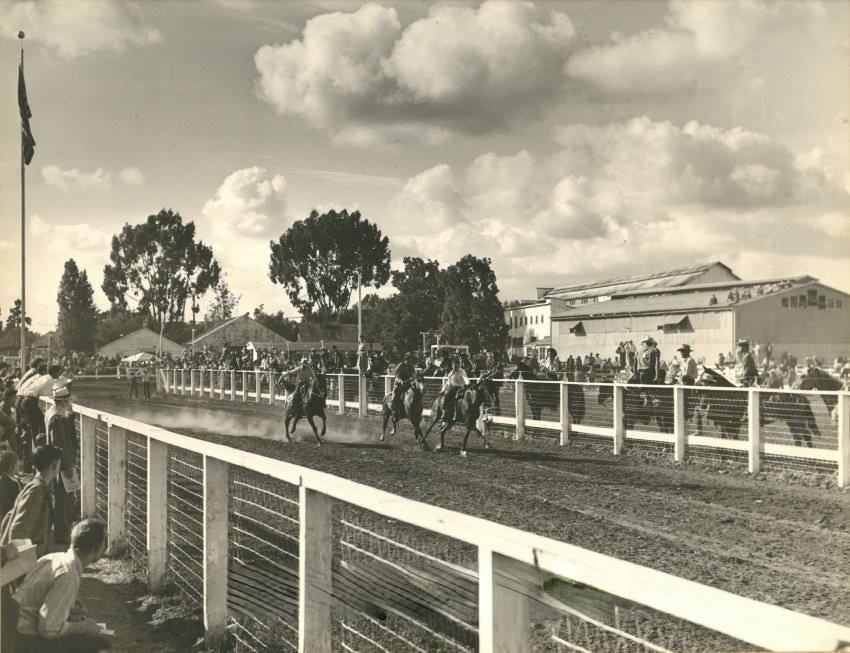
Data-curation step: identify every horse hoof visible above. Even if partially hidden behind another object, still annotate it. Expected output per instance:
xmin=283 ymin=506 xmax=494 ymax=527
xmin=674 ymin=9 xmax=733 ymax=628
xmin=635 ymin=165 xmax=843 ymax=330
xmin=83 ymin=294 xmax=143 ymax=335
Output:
xmin=485 ymin=443 xmax=491 ymax=449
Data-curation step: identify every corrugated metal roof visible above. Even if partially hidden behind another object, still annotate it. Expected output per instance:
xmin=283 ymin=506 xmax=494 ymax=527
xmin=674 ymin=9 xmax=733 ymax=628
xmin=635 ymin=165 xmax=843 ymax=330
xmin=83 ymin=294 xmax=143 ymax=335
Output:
xmin=544 ymin=261 xmax=732 ymax=299
xmin=613 ymin=275 xmax=815 ymax=299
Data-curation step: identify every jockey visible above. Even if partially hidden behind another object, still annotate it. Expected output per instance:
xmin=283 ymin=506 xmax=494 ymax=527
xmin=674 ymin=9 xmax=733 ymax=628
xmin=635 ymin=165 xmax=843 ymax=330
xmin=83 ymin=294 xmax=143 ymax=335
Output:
xmin=442 ymin=358 xmax=470 ymax=423
xmin=634 ymin=337 xmax=662 ymax=384
xmin=734 ymin=339 xmax=758 ymax=386
xmin=674 ymin=344 xmax=698 ymax=385
xmin=283 ymin=358 xmax=316 ymax=409
xmin=392 ymin=353 xmax=416 ymax=415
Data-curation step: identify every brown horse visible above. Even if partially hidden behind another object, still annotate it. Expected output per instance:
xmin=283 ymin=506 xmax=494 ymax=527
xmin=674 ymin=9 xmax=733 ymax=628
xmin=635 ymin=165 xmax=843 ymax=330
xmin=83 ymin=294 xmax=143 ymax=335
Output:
xmin=423 ymin=380 xmax=492 ymax=456
xmin=280 ymin=376 xmax=327 ymax=445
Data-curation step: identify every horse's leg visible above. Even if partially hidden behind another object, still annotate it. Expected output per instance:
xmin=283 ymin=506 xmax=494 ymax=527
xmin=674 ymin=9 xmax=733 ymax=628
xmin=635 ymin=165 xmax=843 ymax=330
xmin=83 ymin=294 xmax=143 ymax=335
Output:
xmin=474 ymin=425 xmax=491 ymax=449
xmin=460 ymin=428 xmax=471 ymax=457
xmin=307 ymin=416 xmax=321 ymax=446
xmin=381 ymin=407 xmax=390 ymax=441
xmin=437 ymin=421 xmax=451 ymax=451
xmin=284 ymin=414 xmax=292 ymax=442
xmin=320 ymin=412 xmax=326 ymax=437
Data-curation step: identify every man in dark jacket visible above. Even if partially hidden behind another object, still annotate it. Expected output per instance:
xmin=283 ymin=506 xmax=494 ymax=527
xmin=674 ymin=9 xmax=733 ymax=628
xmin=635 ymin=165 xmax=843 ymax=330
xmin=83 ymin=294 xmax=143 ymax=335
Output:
xmin=45 ymin=385 xmax=78 ymax=547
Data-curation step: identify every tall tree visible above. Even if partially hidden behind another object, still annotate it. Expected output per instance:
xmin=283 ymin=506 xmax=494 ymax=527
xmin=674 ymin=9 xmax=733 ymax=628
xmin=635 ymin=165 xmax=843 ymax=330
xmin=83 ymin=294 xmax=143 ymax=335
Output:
xmin=57 ymin=259 xmax=98 ymax=353
xmin=5 ymin=299 xmax=32 ymax=331
xmin=102 ymin=209 xmax=221 ymax=324
xmin=440 ymin=255 xmax=507 ymax=353
xmin=252 ymin=305 xmax=300 ymax=341
xmin=204 ymin=273 xmax=241 ymax=322
xmin=386 ymin=257 xmax=445 ymax=353
xmin=268 ymin=209 xmax=390 ymax=319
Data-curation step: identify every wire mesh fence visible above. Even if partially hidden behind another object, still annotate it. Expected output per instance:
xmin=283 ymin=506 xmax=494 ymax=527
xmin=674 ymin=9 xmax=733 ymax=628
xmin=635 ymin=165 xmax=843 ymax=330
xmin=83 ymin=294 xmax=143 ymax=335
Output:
xmin=575 ymin=384 xmax=615 ymax=433
xmin=684 ymin=388 xmax=748 ymax=442
xmin=94 ymin=419 xmax=108 ymax=523
xmin=125 ymin=431 xmax=148 ymax=566
xmin=227 ymin=467 xmax=301 ymax=651
xmin=759 ymin=388 xmax=837 ymax=450
xmin=366 ymin=376 xmax=387 ymax=407
xmin=343 ymin=374 xmax=360 ymax=408
xmin=332 ymin=500 xmax=479 ymax=652
xmin=624 ymin=385 xmax=675 ymax=437
xmin=522 ymin=380 xmax=561 ymax=424
xmin=167 ymin=447 xmax=205 ymax=605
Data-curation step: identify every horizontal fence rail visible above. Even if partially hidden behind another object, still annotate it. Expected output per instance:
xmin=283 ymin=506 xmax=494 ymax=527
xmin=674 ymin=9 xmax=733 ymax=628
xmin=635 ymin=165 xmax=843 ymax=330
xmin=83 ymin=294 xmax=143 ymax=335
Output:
xmin=70 ymin=397 xmax=850 ymax=652
xmin=159 ymin=369 xmax=850 ymax=487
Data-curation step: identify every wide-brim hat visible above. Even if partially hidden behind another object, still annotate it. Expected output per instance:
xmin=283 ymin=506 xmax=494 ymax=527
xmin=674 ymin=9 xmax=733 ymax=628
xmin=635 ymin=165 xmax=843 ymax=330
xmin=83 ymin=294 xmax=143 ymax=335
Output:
xmin=736 ymin=338 xmax=749 ymax=348
xmin=52 ymin=385 xmax=71 ymax=400
xmin=677 ymin=344 xmax=692 ymax=353
xmin=641 ymin=337 xmax=657 ymax=345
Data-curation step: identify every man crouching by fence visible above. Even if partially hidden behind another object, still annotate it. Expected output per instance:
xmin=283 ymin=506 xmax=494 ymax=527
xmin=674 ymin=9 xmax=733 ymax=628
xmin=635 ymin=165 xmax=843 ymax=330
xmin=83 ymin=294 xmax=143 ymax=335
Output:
xmin=12 ymin=519 xmax=112 ymax=653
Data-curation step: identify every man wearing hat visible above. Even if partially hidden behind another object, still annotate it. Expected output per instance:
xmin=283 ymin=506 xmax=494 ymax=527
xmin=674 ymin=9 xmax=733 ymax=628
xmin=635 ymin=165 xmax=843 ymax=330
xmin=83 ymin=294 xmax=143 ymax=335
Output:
xmin=633 ymin=337 xmax=662 ymax=384
xmin=735 ymin=339 xmax=758 ymax=386
xmin=44 ymin=384 xmax=78 ymax=547
xmin=390 ymin=353 xmax=417 ymax=424
xmin=282 ymin=358 xmax=317 ymax=413
xmin=675 ymin=345 xmax=698 ymax=385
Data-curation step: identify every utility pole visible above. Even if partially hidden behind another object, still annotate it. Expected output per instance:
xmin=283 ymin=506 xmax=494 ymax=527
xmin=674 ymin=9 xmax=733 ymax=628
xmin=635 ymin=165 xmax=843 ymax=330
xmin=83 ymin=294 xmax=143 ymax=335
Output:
xmin=420 ymin=331 xmax=429 ymax=356
xmin=355 ymin=270 xmax=362 ymax=344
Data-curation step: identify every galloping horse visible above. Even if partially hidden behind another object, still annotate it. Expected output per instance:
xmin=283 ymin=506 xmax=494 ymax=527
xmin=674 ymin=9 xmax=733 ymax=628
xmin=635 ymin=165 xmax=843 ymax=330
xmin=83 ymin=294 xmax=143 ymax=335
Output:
xmin=380 ymin=376 xmax=425 ymax=445
xmin=423 ymin=379 xmax=492 ymax=455
xmin=280 ymin=375 xmax=327 ymax=445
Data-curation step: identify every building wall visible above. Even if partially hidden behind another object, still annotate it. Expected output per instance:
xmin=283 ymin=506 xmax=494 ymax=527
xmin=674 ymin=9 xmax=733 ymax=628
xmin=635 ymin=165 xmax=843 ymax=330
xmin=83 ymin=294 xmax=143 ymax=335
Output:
xmin=99 ymin=329 xmax=184 ymax=358
xmin=194 ymin=316 xmax=289 ymax=349
xmin=687 ymin=265 xmax=739 ymax=285
xmin=504 ymin=302 xmax=551 ymax=356
xmin=552 ymin=311 xmax=734 ymax=365
xmin=734 ymin=285 xmax=850 ymax=360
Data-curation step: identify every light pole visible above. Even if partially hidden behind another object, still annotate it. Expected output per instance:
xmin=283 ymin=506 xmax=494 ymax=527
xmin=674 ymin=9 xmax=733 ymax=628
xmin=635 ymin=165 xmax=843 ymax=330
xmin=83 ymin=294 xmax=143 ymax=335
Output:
xmin=355 ymin=270 xmax=362 ymax=343
xmin=420 ymin=331 xmax=429 ymax=356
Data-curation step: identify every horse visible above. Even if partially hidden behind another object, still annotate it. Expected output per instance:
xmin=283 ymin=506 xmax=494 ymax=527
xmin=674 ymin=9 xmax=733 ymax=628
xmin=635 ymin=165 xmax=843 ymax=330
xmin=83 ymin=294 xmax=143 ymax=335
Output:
xmin=597 ymin=376 xmax=675 ymax=433
xmin=509 ymin=365 xmax=586 ymax=426
xmin=380 ymin=376 xmax=425 ymax=445
xmin=795 ymin=373 xmax=845 ymax=416
xmin=280 ymin=375 xmax=327 ymax=445
xmin=423 ymin=378 xmax=492 ymax=456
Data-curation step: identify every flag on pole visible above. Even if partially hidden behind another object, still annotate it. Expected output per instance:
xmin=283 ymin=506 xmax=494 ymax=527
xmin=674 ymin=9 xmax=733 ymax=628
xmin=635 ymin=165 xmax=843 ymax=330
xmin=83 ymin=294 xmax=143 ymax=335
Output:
xmin=18 ymin=62 xmax=35 ymax=165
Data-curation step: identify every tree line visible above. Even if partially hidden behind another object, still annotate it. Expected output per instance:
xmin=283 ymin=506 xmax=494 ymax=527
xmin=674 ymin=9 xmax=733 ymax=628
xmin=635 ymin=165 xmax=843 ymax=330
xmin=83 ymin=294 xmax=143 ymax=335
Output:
xmin=35 ymin=207 xmax=506 ymax=355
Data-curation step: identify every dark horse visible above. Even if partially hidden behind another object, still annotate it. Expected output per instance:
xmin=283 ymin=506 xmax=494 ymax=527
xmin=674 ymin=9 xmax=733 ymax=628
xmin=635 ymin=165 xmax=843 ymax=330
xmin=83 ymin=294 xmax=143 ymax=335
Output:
xmin=509 ymin=363 xmax=585 ymax=426
xmin=796 ymin=372 xmax=846 ymax=417
xmin=597 ymin=377 xmax=675 ymax=433
xmin=280 ymin=375 xmax=327 ymax=445
xmin=423 ymin=378 xmax=492 ymax=455
xmin=697 ymin=367 xmax=820 ymax=447
xmin=380 ymin=376 xmax=425 ymax=446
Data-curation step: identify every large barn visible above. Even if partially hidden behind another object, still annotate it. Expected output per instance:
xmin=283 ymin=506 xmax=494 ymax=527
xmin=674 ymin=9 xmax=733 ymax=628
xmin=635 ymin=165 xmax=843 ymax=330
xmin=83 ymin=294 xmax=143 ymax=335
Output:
xmin=98 ymin=327 xmax=184 ymax=359
xmin=550 ymin=276 xmax=850 ymax=364
xmin=188 ymin=314 xmax=290 ymax=350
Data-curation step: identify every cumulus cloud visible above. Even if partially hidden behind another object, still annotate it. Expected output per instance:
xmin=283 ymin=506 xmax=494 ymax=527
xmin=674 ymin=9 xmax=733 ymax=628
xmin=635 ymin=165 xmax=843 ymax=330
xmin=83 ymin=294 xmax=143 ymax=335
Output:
xmin=41 ymin=165 xmax=145 ymax=190
xmin=200 ymin=167 xmax=291 ymax=314
xmin=390 ymin=116 xmax=850 ymax=297
xmin=254 ymin=1 xmax=575 ymax=145
xmin=0 ymin=0 xmax=162 ymax=58
xmin=566 ymin=0 xmax=825 ymax=96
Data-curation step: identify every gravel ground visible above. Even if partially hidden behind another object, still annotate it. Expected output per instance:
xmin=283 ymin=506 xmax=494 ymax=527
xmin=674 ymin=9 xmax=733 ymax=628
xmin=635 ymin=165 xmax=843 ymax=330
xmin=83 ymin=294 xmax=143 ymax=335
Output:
xmin=73 ymin=379 xmax=850 ymax=636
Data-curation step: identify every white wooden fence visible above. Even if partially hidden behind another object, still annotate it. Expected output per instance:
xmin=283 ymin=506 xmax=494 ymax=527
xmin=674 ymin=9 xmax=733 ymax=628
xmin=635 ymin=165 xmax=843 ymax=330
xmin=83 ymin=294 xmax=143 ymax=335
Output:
xmin=159 ymin=369 xmax=850 ymax=487
xmin=73 ymin=398 xmax=850 ymax=652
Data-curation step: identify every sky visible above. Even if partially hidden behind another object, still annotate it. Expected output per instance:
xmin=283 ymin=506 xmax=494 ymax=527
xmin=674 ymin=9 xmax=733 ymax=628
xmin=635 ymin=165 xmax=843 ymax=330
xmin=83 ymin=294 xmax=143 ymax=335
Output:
xmin=0 ymin=0 xmax=848 ymax=334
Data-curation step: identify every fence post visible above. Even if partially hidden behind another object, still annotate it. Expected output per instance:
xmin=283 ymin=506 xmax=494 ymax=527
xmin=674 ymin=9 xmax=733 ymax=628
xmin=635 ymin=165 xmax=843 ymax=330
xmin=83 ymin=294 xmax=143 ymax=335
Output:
xmin=209 ymin=370 xmax=216 ymax=399
xmin=613 ymin=384 xmax=625 ymax=454
xmin=748 ymin=388 xmax=761 ymax=475
xmin=559 ymin=382 xmax=570 ymax=446
xmin=255 ymin=371 xmax=262 ymax=404
xmin=229 ymin=370 xmax=236 ymax=401
xmin=478 ymin=547 xmax=530 ymax=653
xmin=80 ymin=415 xmax=97 ymax=519
xmin=338 ymin=373 xmax=345 ymax=415
xmin=106 ymin=423 xmax=127 ymax=554
xmin=203 ymin=456 xmax=229 ymax=646
xmin=515 ymin=379 xmax=525 ymax=440
xmin=838 ymin=393 xmax=849 ymax=488
xmin=116 ymin=367 xmax=120 ymax=379
xmin=269 ymin=373 xmax=276 ymax=405
xmin=218 ymin=371 xmax=225 ymax=400
xmin=180 ymin=369 xmax=186 ymax=396
xmin=384 ymin=375 xmax=393 ymax=397
xmin=298 ymin=486 xmax=333 ymax=653
xmin=156 ymin=369 xmax=164 ymax=393
xmin=189 ymin=370 xmax=195 ymax=396
xmin=358 ymin=374 xmax=367 ymax=417
xmin=242 ymin=371 xmax=248 ymax=402
xmin=147 ymin=438 xmax=168 ymax=590
xmin=674 ymin=386 xmax=687 ymax=462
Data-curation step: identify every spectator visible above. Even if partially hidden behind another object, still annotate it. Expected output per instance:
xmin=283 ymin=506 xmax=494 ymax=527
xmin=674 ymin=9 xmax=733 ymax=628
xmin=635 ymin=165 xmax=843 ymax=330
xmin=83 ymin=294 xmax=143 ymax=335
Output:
xmin=142 ymin=365 xmax=152 ymax=400
xmin=0 ymin=449 xmax=21 ymax=520
xmin=13 ymin=518 xmax=112 ymax=653
xmin=0 ymin=387 xmax=17 ymax=447
xmin=45 ymin=386 xmax=78 ymax=548
xmin=129 ymin=368 xmax=140 ymax=399
xmin=1 ymin=445 xmax=64 ymax=557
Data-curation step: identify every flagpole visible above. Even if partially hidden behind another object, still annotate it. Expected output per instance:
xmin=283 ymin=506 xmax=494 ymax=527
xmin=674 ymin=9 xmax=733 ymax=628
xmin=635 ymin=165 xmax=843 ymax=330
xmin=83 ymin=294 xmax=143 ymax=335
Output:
xmin=19 ymin=32 xmax=27 ymax=371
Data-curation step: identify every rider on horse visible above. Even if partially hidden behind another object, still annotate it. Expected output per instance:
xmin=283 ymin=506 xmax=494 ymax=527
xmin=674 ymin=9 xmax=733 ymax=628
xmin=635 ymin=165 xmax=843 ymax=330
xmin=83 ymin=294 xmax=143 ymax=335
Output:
xmin=282 ymin=358 xmax=317 ymax=411
xmin=392 ymin=353 xmax=416 ymax=417
xmin=634 ymin=337 xmax=662 ymax=384
xmin=674 ymin=344 xmax=698 ymax=385
xmin=441 ymin=357 xmax=470 ymax=424
xmin=735 ymin=339 xmax=758 ymax=386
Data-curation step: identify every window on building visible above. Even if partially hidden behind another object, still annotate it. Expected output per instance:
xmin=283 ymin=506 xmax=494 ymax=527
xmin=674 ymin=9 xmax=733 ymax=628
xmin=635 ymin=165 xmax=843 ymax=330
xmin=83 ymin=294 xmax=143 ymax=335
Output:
xmin=781 ymin=298 xmax=789 ymax=307
xmin=581 ymin=297 xmax=588 ymax=305
xmin=799 ymin=294 xmax=807 ymax=307
xmin=838 ymin=300 xmax=844 ymax=309
xmin=818 ymin=295 xmax=826 ymax=309
xmin=828 ymin=298 xmax=834 ymax=308
xmin=790 ymin=296 xmax=798 ymax=308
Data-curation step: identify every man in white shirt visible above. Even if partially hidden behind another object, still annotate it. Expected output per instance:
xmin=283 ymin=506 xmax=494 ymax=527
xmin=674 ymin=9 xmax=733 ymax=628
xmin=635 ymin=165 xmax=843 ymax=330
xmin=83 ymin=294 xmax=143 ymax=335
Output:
xmin=441 ymin=358 xmax=470 ymax=423
xmin=675 ymin=345 xmax=698 ymax=385
xmin=13 ymin=518 xmax=111 ymax=652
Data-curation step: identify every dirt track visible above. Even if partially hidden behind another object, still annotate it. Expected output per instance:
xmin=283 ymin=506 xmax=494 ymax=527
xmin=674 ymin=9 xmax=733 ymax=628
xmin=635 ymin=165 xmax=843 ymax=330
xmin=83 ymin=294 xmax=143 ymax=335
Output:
xmin=73 ymin=379 xmax=850 ymax=630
